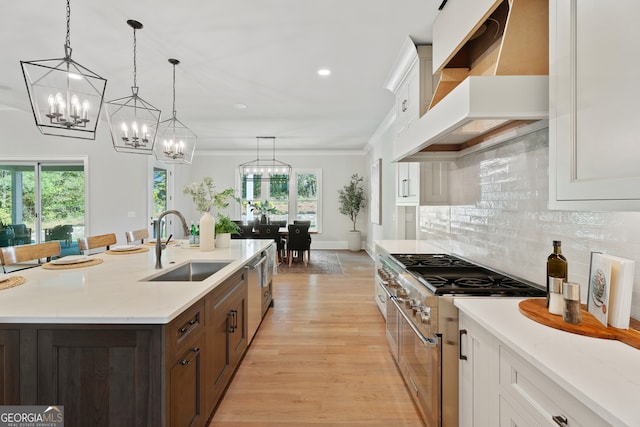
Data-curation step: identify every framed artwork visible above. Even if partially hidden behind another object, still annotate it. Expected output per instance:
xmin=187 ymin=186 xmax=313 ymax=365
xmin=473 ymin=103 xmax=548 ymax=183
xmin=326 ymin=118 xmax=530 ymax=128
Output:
xmin=370 ymin=158 xmax=381 ymax=224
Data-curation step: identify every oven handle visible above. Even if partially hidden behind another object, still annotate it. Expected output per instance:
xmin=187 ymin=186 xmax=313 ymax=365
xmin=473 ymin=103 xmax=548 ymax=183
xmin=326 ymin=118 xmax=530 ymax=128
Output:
xmin=391 ymin=297 xmax=438 ymax=347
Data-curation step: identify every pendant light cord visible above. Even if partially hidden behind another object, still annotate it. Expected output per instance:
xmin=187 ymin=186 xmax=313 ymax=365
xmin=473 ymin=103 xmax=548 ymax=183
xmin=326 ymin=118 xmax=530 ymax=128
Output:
xmin=172 ymin=62 xmax=177 ymax=117
xmin=65 ymin=0 xmax=71 ymax=48
xmin=132 ymin=27 xmax=137 ymax=88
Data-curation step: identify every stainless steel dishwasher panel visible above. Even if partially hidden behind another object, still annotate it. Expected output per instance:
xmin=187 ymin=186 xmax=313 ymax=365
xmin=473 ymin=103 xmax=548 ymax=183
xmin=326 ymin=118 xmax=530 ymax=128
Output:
xmin=245 ymin=253 xmax=267 ymax=344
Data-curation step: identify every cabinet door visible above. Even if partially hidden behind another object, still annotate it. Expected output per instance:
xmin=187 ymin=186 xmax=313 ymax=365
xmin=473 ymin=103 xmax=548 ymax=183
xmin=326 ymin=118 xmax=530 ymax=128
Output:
xmin=395 ymin=64 xmax=419 ymax=136
xmin=550 ymin=0 xmax=640 ymax=210
xmin=37 ymin=327 xmax=162 ymax=427
xmin=396 ymin=162 xmax=420 ymax=205
xmin=169 ymin=343 xmax=204 ymax=427
xmin=459 ymin=313 xmax=499 ymax=427
xmin=205 ymin=271 xmax=248 ymax=411
xmin=0 ymin=329 xmax=20 ymax=404
xmin=420 ymin=161 xmax=449 ymax=205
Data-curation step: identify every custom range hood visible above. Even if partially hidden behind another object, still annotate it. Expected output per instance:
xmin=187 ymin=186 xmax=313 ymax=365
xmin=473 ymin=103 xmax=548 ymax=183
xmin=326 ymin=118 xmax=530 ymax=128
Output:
xmin=392 ymin=0 xmax=549 ymax=162
xmin=393 ymin=75 xmax=549 ymax=161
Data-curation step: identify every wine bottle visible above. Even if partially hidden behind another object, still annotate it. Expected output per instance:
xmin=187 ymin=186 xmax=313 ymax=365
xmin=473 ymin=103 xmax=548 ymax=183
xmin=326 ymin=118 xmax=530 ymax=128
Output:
xmin=547 ymin=240 xmax=568 ymax=307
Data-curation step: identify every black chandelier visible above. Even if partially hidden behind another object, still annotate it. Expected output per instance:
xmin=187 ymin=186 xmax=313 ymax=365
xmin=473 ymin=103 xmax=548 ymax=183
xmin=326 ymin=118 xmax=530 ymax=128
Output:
xmin=20 ymin=0 xmax=107 ymax=140
xmin=239 ymin=137 xmax=292 ymax=182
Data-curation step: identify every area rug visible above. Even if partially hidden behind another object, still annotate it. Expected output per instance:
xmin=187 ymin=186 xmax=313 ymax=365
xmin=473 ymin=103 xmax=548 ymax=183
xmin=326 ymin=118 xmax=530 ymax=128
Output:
xmin=278 ymin=250 xmax=344 ymax=274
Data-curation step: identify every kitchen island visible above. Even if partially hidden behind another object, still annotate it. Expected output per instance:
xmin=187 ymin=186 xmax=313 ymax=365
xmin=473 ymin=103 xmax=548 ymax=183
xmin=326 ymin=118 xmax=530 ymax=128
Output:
xmin=0 ymin=239 xmax=274 ymax=427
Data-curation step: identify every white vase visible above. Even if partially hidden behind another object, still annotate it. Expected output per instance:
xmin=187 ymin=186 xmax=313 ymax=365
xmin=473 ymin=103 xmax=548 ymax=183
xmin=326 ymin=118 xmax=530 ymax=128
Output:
xmin=347 ymin=230 xmax=361 ymax=251
xmin=199 ymin=212 xmax=215 ymax=251
xmin=215 ymin=233 xmax=231 ymax=248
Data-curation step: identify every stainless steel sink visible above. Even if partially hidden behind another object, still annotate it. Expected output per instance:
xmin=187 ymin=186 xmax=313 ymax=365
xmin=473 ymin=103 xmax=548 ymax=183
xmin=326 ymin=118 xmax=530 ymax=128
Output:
xmin=144 ymin=261 xmax=232 ymax=282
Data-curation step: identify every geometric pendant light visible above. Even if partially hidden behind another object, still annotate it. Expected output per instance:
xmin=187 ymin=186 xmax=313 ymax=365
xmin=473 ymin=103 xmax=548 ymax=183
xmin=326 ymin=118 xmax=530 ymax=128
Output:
xmin=238 ymin=137 xmax=292 ymax=182
xmin=20 ymin=0 xmax=107 ymax=140
xmin=154 ymin=58 xmax=197 ymax=164
xmin=104 ymin=20 xmax=161 ymax=155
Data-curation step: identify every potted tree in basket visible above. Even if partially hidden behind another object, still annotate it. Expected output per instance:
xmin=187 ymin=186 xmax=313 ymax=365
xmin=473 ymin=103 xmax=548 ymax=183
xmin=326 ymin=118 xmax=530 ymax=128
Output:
xmin=214 ymin=215 xmax=240 ymax=248
xmin=338 ymin=173 xmax=366 ymax=251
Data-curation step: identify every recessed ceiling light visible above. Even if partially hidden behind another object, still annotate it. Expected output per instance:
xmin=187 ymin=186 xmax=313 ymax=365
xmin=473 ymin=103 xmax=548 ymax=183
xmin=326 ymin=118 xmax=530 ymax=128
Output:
xmin=317 ymin=69 xmax=331 ymax=77
xmin=233 ymin=103 xmax=248 ymax=110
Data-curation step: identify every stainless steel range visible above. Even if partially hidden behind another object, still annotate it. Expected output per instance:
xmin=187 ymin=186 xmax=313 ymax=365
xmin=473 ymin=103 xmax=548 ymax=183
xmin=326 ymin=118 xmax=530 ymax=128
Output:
xmin=375 ymin=250 xmax=545 ymax=427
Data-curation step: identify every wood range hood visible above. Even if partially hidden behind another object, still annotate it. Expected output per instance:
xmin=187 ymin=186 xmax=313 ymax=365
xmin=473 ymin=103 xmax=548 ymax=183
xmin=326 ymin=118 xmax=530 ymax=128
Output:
xmin=394 ymin=0 xmax=549 ymax=162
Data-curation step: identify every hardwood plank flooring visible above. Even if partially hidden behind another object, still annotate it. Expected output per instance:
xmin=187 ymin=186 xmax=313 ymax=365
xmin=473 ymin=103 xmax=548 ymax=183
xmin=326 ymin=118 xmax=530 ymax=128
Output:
xmin=209 ymin=250 xmax=424 ymax=426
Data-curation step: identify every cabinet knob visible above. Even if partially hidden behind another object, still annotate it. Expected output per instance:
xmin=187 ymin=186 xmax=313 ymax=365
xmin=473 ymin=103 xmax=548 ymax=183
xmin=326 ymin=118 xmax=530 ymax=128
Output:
xmin=180 ymin=359 xmax=190 ymax=366
xmin=552 ymin=414 xmax=568 ymax=426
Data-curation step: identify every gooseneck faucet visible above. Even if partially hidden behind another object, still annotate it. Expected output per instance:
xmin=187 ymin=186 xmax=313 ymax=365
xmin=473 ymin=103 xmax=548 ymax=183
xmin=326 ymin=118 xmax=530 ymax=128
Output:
xmin=154 ymin=210 xmax=190 ymax=269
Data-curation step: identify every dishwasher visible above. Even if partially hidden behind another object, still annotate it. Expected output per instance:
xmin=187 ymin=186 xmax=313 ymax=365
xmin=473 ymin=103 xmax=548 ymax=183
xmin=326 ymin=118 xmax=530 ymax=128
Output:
xmin=245 ymin=251 xmax=267 ymax=344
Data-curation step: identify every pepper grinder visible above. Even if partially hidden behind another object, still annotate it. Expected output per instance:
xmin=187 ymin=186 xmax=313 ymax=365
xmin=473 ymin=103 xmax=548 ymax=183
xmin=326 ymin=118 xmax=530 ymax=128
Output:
xmin=562 ymin=282 xmax=582 ymax=325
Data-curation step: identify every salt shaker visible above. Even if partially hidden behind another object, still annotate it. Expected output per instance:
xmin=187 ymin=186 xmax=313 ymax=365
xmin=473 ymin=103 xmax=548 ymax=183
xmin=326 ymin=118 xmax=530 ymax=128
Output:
xmin=548 ymin=277 xmax=564 ymax=315
xmin=562 ymin=282 xmax=582 ymax=325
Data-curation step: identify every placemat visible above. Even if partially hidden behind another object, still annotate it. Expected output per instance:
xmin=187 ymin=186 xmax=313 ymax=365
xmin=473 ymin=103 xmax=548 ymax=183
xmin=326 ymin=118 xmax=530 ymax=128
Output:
xmin=42 ymin=258 xmax=104 ymax=270
xmin=0 ymin=276 xmax=26 ymax=291
xmin=106 ymin=247 xmax=149 ymax=255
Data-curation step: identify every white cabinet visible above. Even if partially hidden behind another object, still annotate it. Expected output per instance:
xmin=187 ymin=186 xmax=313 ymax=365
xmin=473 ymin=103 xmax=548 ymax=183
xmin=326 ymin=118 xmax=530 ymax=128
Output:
xmin=394 ymin=63 xmax=419 ymax=137
xmin=459 ymin=311 xmax=609 ymax=426
xmin=396 ymin=162 xmax=420 ymax=205
xmin=420 ymin=161 xmax=449 ymax=205
xmin=549 ymin=0 xmax=640 ymax=210
xmin=458 ymin=312 xmax=499 ymax=427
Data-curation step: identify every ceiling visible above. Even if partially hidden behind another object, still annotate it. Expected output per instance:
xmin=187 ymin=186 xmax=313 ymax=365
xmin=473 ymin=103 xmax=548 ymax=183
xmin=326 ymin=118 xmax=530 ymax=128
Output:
xmin=2 ymin=1 xmax=441 ymax=152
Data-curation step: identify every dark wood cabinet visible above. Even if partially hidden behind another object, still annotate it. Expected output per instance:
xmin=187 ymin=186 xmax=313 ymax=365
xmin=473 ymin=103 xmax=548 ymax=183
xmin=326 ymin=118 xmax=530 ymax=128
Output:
xmin=0 ymin=329 xmax=20 ymax=404
xmin=0 ymin=264 xmax=250 ymax=427
xmin=205 ymin=269 xmax=247 ymax=413
xmin=36 ymin=326 xmax=162 ymax=427
xmin=166 ymin=301 xmax=206 ymax=427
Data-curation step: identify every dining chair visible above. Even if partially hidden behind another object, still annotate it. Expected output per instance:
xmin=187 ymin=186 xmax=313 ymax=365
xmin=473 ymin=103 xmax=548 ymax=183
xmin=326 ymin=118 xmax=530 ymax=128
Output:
xmin=293 ymin=220 xmax=312 ymax=245
xmin=1 ymin=241 xmax=61 ymax=273
xmin=269 ymin=220 xmax=287 ymax=228
xmin=286 ymin=224 xmax=311 ymax=266
xmin=78 ymin=233 xmax=117 ymax=254
xmin=125 ymin=229 xmax=149 ymax=244
xmin=257 ymin=224 xmax=285 ymax=262
xmin=232 ymin=224 xmax=255 ymax=239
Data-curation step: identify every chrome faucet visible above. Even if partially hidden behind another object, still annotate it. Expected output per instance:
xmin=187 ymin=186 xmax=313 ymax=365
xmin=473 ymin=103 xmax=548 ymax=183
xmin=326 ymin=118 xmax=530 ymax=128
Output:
xmin=154 ymin=210 xmax=190 ymax=269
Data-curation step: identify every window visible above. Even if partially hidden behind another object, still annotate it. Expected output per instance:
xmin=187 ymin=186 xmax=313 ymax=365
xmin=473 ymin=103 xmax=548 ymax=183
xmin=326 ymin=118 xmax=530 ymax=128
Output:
xmin=0 ymin=159 xmax=86 ymax=255
xmin=239 ymin=168 xmax=321 ymax=231
xmin=153 ymin=167 xmax=168 ymax=238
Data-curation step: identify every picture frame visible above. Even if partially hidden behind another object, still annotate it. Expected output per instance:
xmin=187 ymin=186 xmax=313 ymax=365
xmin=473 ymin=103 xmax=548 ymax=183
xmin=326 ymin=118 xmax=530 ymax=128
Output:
xmin=370 ymin=158 xmax=381 ymax=225
xmin=587 ymin=252 xmax=612 ymax=327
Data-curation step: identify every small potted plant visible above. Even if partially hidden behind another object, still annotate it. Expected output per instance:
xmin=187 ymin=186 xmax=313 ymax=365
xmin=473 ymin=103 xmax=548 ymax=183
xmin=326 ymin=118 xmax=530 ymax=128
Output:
xmin=248 ymin=200 xmax=279 ymax=224
xmin=338 ymin=173 xmax=366 ymax=251
xmin=214 ymin=215 xmax=240 ymax=248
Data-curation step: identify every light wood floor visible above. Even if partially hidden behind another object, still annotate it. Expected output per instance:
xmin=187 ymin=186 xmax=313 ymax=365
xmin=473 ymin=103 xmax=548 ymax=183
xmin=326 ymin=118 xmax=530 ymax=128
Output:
xmin=209 ymin=250 xmax=424 ymax=426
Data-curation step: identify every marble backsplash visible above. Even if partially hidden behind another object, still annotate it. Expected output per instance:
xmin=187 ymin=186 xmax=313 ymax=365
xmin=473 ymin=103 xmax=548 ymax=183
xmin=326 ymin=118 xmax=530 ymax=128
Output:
xmin=419 ymin=128 xmax=640 ymax=319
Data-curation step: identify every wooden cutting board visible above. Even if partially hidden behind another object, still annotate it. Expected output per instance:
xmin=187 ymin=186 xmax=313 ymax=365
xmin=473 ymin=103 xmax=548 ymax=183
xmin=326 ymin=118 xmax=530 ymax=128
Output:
xmin=519 ymin=298 xmax=640 ymax=350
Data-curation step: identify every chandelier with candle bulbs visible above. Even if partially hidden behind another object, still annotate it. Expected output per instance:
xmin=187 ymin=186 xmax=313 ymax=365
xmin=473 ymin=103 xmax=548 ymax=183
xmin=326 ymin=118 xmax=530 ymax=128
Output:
xmin=104 ymin=19 xmax=161 ymax=155
xmin=154 ymin=58 xmax=197 ymax=164
xmin=239 ymin=137 xmax=292 ymax=182
xmin=20 ymin=0 xmax=107 ymax=139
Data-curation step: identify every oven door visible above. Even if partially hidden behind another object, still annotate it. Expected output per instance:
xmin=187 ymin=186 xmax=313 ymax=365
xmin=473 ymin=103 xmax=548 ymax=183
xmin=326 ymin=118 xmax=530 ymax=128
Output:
xmin=385 ymin=292 xmax=399 ymax=362
xmin=397 ymin=300 xmax=442 ymax=427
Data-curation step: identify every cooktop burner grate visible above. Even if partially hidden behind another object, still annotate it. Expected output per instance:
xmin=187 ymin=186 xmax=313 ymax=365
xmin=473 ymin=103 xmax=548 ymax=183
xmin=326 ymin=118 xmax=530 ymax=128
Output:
xmin=389 ymin=254 xmax=546 ymax=297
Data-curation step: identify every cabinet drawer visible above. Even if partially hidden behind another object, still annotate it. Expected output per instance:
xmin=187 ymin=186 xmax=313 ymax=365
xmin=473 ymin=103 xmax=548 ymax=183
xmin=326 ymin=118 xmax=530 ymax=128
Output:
xmin=498 ymin=346 xmax=609 ymax=426
xmin=166 ymin=300 xmax=205 ymax=358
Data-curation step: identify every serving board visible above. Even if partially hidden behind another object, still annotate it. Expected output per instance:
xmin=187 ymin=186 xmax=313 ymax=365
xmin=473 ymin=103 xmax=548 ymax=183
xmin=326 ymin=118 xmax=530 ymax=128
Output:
xmin=519 ymin=298 xmax=640 ymax=350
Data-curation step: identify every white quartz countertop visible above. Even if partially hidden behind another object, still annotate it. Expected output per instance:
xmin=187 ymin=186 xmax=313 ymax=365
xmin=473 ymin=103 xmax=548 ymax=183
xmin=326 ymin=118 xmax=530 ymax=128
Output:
xmin=455 ymin=298 xmax=640 ymax=426
xmin=0 ymin=239 xmax=271 ymax=324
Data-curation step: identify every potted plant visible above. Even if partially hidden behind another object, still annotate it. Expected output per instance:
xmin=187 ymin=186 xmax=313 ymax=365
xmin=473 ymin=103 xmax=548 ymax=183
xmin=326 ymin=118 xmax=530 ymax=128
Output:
xmin=248 ymin=200 xmax=279 ymax=224
xmin=214 ymin=215 xmax=240 ymax=248
xmin=183 ymin=177 xmax=238 ymax=251
xmin=338 ymin=173 xmax=366 ymax=251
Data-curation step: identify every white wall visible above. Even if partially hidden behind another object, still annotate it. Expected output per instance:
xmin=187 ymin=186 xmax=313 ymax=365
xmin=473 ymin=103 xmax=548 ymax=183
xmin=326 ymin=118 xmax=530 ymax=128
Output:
xmin=419 ymin=128 xmax=640 ymax=318
xmin=187 ymin=151 xmax=367 ymax=248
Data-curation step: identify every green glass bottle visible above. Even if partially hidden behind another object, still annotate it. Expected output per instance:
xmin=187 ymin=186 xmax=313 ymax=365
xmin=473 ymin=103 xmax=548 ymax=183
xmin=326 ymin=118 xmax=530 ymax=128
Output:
xmin=547 ymin=240 xmax=568 ymax=307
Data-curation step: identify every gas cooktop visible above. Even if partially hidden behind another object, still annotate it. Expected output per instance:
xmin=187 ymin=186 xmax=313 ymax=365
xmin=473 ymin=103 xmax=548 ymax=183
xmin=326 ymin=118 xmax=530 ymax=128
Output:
xmin=390 ymin=253 xmax=546 ymax=297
